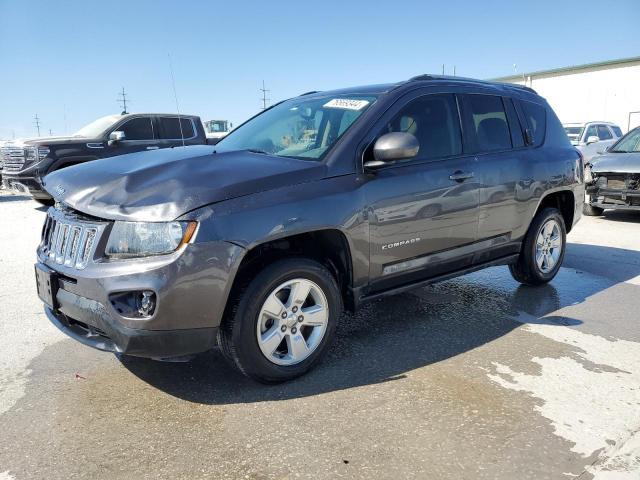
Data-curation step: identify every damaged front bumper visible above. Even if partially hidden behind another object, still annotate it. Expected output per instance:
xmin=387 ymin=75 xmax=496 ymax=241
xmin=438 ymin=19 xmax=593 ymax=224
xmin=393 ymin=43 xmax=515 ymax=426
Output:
xmin=585 ymin=172 xmax=640 ymax=211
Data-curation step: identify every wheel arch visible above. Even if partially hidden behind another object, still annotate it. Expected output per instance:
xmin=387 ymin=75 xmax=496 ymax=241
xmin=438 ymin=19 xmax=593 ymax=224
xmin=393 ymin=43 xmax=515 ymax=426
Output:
xmin=534 ymin=189 xmax=576 ymax=233
xmin=228 ymin=229 xmax=356 ymax=312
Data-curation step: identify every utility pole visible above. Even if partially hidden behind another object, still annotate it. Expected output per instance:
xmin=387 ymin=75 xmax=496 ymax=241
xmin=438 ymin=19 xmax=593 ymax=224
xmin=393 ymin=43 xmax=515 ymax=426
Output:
xmin=117 ymin=87 xmax=130 ymax=115
xmin=453 ymin=65 xmax=456 ymax=76
xmin=34 ymin=114 xmax=41 ymax=137
xmin=442 ymin=64 xmax=445 ymax=75
xmin=49 ymin=129 xmax=53 ymax=136
xmin=259 ymin=80 xmax=270 ymax=110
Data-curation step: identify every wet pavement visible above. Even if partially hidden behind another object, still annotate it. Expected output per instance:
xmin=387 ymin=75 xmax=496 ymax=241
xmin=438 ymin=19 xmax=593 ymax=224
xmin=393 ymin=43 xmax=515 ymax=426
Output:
xmin=1 ymin=191 xmax=639 ymax=479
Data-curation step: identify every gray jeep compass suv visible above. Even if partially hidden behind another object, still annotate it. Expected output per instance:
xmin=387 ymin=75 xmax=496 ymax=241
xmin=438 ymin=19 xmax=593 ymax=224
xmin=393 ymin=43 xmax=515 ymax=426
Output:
xmin=35 ymin=75 xmax=584 ymax=382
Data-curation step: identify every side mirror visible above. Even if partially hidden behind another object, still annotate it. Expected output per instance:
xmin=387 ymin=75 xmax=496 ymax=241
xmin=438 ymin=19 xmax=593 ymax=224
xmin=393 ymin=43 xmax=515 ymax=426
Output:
xmin=108 ymin=131 xmax=126 ymax=145
xmin=364 ymin=132 xmax=419 ymax=169
xmin=586 ymin=135 xmax=599 ymax=145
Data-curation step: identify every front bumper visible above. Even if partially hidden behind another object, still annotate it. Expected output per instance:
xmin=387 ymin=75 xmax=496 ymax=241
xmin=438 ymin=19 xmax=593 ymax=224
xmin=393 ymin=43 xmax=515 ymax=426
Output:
xmin=586 ymin=186 xmax=640 ymax=211
xmin=36 ymin=239 xmax=245 ymax=358
xmin=2 ymin=175 xmax=49 ymax=198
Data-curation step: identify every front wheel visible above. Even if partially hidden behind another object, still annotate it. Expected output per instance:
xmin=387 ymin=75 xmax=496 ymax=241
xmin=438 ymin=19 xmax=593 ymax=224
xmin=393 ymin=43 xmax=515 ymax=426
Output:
xmin=509 ymin=208 xmax=566 ymax=286
xmin=218 ymin=258 xmax=342 ymax=383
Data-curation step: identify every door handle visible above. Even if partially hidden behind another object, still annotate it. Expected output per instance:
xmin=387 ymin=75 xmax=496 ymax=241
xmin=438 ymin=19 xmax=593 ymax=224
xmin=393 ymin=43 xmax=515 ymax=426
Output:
xmin=146 ymin=146 xmax=159 ymax=150
xmin=449 ymin=171 xmax=474 ymax=182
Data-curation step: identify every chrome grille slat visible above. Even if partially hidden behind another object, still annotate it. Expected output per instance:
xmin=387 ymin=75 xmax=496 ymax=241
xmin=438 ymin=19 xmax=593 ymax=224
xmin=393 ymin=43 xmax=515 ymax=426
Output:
xmin=38 ymin=208 xmax=104 ymax=270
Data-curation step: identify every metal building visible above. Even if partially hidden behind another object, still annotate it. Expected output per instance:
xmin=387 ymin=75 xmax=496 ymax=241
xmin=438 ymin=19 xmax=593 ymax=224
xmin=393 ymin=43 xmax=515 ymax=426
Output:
xmin=494 ymin=56 xmax=640 ymax=133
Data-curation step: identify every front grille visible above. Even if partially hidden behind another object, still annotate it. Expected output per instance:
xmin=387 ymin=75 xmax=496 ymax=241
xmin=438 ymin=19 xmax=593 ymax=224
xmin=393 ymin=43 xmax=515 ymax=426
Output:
xmin=40 ymin=207 xmax=105 ymax=270
xmin=1 ymin=146 xmax=25 ymax=173
xmin=602 ymin=174 xmax=640 ymax=191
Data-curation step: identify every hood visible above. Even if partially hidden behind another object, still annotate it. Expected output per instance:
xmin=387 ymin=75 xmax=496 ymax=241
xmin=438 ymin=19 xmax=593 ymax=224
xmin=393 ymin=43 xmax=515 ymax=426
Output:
xmin=44 ymin=145 xmax=327 ymax=221
xmin=590 ymin=152 xmax=640 ymax=174
xmin=24 ymin=136 xmax=98 ymax=146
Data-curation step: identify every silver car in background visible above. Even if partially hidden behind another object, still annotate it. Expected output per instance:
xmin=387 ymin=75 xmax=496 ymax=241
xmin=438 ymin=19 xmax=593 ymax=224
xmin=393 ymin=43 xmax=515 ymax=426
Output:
xmin=564 ymin=121 xmax=623 ymax=161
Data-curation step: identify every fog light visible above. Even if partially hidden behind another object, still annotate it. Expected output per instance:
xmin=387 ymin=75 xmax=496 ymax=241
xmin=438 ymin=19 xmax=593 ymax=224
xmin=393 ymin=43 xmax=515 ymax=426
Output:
xmin=137 ymin=291 xmax=156 ymax=317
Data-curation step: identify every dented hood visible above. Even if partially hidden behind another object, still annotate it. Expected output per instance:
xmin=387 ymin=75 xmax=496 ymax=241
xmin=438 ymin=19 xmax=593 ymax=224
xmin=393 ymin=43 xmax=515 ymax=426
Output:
xmin=43 ymin=145 xmax=327 ymax=221
xmin=590 ymin=152 xmax=640 ymax=174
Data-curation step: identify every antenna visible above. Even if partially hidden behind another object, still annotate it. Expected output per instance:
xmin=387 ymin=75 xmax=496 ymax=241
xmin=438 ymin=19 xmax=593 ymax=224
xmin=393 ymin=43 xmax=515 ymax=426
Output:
xmin=49 ymin=129 xmax=53 ymax=136
xmin=34 ymin=114 xmax=41 ymax=136
xmin=117 ymin=87 xmax=130 ymax=115
xmin=442 ymin=64 xmax=445 ymax=75
xmin=260 ymin=80 xmax=270 ymax=110
xmin=168 ymin=53 xmax=186 ymax=147
xmin=453 ymin=65 xmax=456 ymax=76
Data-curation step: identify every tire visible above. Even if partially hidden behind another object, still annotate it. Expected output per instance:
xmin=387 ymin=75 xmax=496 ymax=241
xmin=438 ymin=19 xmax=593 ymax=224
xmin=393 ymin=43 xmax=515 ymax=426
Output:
xmin=218 ymin=258 xmax=342 ymax=383
xmin=509 ymin=207 xmax=566 ymax=286
xmin=582 ymin=203 xmax=604 ymax=216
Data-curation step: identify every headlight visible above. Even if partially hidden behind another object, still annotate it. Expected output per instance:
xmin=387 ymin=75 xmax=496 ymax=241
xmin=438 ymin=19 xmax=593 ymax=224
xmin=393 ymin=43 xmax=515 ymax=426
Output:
xmin=25 ymin=146 xmax=50 ymax=163
xmin=106 ymin=221 xmax=198 ymax=258
xmin=584 ymin=164 xmax=593 ymax=184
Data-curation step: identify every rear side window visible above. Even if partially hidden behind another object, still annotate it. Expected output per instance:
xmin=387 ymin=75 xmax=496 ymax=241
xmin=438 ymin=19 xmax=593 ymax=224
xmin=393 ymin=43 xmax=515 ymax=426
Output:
xmin=382 ymin=93 xmax=462 ymax=161
xmin=597 ymin=125 xmax=613 ymax=140
xmin=611 ymin=125 xmax=623 ymax=137
xmin=119 ymin=117 xmax=155 ymax=140
xmin=461 ymin=94 xmax=512 ymax=153
xmin=521 ymin=101 xmax=546 ymax=146
xmin=159 ymin=117 xmax=196 ymax=139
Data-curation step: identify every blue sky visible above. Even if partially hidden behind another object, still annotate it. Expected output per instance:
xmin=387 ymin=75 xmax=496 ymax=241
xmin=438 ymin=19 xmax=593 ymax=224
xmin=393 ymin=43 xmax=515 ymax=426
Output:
xmin=0 ymin=0 xmax=638 ymax=139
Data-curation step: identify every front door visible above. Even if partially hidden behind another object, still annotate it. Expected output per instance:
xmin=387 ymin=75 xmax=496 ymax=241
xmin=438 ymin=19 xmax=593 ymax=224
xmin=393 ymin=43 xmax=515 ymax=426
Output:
xmin=109 ymin=116 xmax=158 ymax=157
xmin=365 ymin=92 xmax=479 ymax=289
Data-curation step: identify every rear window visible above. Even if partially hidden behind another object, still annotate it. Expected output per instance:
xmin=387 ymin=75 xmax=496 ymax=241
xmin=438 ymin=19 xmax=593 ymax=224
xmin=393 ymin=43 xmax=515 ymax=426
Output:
xmin=521 ymin=101 xmax=546 ymax=146
xmin=159 ymin=117 xmax=196 ymax=139
xmin=461 ymin=94 xmax=512 ymax=153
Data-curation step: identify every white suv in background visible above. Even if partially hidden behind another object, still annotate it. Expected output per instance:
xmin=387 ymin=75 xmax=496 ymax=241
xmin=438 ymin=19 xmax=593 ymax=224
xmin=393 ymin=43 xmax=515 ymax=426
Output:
xmin=564 ymin=121 xmax=623 ymax=161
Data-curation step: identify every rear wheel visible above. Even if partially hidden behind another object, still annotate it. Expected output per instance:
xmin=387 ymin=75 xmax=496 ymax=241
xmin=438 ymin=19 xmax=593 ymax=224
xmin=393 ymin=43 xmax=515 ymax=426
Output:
xmin=509 ymin=208 xmax=566 ymax=286
xmin=218 ymin=258 xmax=341 ymax=383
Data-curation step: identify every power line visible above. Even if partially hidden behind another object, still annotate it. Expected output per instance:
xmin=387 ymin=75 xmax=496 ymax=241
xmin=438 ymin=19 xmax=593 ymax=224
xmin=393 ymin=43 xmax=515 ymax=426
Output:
xmin=259 ymin=80 xmax=270 ymax=110
xmin=34 ymin=114 xmax=41 ymax=137
xmin=117 ymin=87 xmax=130 ymax=114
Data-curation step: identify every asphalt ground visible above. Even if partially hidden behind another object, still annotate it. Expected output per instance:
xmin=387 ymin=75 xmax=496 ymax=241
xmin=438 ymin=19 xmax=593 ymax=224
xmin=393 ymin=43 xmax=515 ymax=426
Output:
xmin=0 ymin=190 xmax=639 ymax=479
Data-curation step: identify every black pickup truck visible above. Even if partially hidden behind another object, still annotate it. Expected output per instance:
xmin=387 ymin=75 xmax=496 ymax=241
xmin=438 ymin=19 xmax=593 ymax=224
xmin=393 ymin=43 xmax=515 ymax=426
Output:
xmin=1 ymin=113 xmax=207 ymax=203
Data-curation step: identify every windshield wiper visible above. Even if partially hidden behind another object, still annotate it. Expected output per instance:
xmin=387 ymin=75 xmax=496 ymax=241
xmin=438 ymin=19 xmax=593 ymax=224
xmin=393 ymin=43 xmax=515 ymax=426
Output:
xmin=246 ymin=148 xmax=270 ymax=155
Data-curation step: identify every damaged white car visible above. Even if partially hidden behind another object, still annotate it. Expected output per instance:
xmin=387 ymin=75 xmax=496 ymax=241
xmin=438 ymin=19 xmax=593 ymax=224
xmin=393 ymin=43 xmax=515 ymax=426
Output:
xmin=584 ymin=126 xmax=640 ymax=216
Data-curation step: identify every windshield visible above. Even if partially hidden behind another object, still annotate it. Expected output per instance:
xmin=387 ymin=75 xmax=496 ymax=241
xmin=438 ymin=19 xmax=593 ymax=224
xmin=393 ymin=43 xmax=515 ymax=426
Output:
xmin=611 ymin=128 xmax=640 ymax=153
xmin=215 ymin=94 xmax=377 ymax=160
xmin=73 ymin=115 xmax=121 ymax=138
xmin=564 ymin=126 xmax=583 ymax=138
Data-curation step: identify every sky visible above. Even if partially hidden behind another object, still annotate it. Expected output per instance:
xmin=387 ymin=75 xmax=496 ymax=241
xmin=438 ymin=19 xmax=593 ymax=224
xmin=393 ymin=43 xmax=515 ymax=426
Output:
xmin=0 ymin=0 xmax=638 ymax=139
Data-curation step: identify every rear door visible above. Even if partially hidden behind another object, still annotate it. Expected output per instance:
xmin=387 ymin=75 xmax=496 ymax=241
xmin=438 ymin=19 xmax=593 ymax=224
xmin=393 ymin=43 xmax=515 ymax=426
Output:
xmin=156 ymin=116 xmax=198 ymax=148
xmin=365 ymin=91 xmax=480 ymax=288
xmin=462 ymin=93 xmax=531 ymax=260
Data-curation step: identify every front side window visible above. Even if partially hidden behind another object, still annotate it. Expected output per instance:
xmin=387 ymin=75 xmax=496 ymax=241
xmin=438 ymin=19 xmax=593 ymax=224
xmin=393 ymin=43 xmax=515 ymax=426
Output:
xmin=584 ymin=125 xmax=598 ymax=141
xmin=159 ymin=117 xmax=196 ymax=139
xmin=611 ymin=128 xmax=640 ymax=153
xmin=462 ymin=94 xmax=512 ymax=152
xmin=381 ymin=94 xmax=462 ymax=160
xmin=119 ymin=117 xmax=154 ymax=140
xmin=611 ymin=126 xmax=623 ymax=138
xmin=597 ymin=125 xmax=613 ymax=140
xmin=216 ymin=95 xmax=376 ymax=160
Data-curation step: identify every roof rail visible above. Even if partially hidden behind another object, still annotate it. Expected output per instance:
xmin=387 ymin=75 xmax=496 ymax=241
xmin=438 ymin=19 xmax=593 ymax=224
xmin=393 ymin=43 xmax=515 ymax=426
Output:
xmin=299 ymin=90 xmax=320 ymax=96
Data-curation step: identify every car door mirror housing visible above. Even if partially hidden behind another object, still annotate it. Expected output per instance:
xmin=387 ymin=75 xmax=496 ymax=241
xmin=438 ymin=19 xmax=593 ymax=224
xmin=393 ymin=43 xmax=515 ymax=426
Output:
xmin=365 ymin=132 xmax=420 ymax=169
xmin=108 ymin=131 xmax=126 ymax=145
xmin=586 ymin=135 xmax=599 ymax=145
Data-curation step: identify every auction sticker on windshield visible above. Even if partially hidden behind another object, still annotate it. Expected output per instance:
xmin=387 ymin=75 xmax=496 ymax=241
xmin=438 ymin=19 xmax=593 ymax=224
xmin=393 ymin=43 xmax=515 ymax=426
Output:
xmin=323 ymin=98 xmax=370 ymax=110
